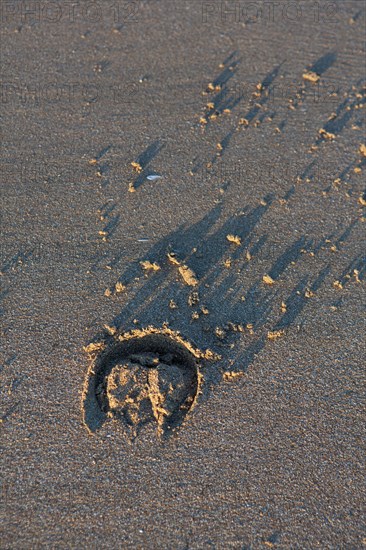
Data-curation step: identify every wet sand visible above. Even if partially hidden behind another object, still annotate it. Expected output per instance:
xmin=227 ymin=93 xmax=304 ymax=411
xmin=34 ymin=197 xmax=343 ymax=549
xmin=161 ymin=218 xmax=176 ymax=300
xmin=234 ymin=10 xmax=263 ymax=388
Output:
xmin=1 ymin=1 xmax=366 ymax=547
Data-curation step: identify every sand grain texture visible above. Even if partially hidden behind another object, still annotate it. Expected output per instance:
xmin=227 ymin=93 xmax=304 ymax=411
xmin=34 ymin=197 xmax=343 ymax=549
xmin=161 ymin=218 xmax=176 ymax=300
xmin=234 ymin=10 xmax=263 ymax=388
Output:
xmin=1 ymin=1 xmax=366 ymax=548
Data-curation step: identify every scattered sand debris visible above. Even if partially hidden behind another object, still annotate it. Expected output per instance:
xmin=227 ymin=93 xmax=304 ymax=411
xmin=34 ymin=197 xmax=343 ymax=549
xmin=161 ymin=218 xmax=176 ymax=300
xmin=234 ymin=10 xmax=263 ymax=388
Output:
xmin=169 ymin=299 xmax=177 ymax=309
xmin=203 ymin=349 xmax=221 ymax=360
xmin=227 ymin=322 xmax=245 ymax=333
xmin=140 ymin=260 xmax=161 ymax=271
xmin=215 ymin=327 xmax=226 ymax=339
xmin=263 ymin=274 xmax=275 ymax=285
xmin=223 ymin=371 xmax=245 ymax=381
xmin=319 ymin=128 xmax=336 ymax=140
xmin=206 ymin=82 xmax=221 ymax=93
xmin=131 ymin=161 xmax=142 ymax=173
xmin=104 ymin=325 xmax=116 ymax=335
xmin=167 ymin=252 xmax=180 ymax=265
xmin=303 ymin=71 xmax=320 ymax=83
xmin=115 ymin=282 xmax=126 ymax=293
xmin=188 ymin=292 xmax=199 ymax=306
xmin=239 ymin=118 xmax=249 ymax=126
xmin=359 ymin=144 xmax=366 ymax=156
xmin=178 ymin=265 xmax=198 ymax=286
xmin=267 ymin=330 xmax=285 ymax=340
xmin=333 ymin=280 xmax=343 ymax=289
xmin=226 ymin=234 xmax=242 ymax=245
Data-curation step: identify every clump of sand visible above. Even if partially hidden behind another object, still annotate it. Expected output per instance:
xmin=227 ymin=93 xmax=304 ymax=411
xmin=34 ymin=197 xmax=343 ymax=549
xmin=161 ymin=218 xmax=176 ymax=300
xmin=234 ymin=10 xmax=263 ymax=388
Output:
xmin=106 ymin=352 xmax=191 ymax=435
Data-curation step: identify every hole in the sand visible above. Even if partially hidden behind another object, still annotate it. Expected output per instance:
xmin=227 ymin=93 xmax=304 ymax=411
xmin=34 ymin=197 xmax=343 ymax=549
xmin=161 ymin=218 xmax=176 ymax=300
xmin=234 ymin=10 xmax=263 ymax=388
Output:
xmin=83 ymin=332 xmax=200 ymax=439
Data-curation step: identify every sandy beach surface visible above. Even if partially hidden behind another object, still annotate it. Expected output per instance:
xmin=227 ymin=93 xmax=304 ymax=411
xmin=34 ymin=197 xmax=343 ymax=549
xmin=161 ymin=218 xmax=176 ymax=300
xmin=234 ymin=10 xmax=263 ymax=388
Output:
xmin=1 ymin=1 xmax=366 ymax=547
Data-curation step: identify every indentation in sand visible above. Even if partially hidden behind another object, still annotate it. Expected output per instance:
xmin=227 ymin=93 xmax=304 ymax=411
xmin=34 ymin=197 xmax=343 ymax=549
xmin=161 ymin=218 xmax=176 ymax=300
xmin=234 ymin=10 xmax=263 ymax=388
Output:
xmin=82 ymin=328 xmax=216 ymax=440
